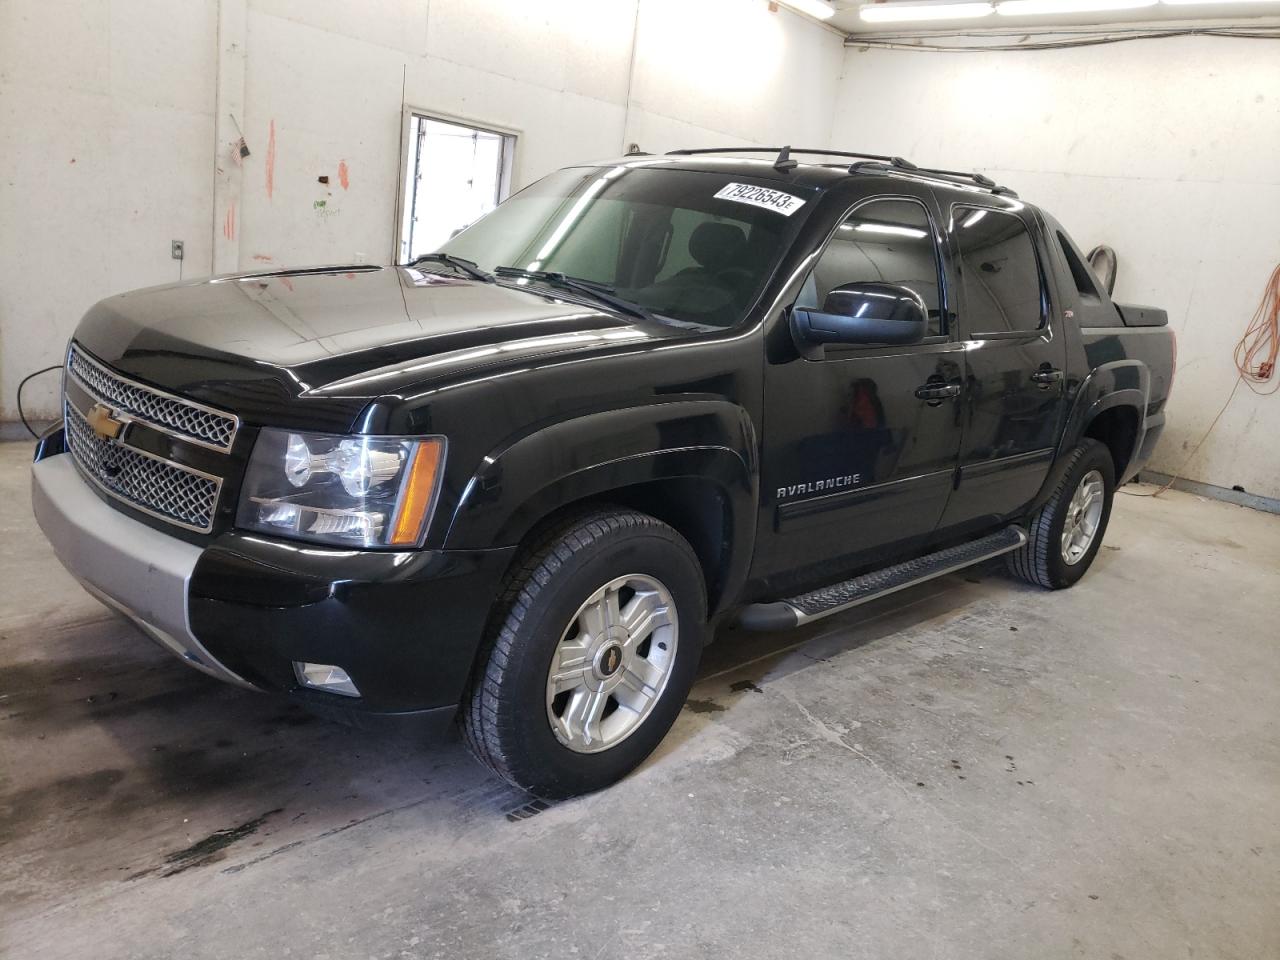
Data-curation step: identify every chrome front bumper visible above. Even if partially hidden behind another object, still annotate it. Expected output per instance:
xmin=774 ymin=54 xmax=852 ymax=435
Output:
xmin=31 ymin=453 xmax=259 ymax=690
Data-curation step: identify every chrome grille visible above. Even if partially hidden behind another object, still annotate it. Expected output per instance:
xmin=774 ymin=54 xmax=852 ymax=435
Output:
xmin=67 ymin=344 xmax=239 ymax=451
xmin=64 ymin=401 xmax=221 ymax=533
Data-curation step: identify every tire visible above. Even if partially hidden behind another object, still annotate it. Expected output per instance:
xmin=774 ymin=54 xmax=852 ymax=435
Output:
xmin=1005 ymin=439 xmax=1116 ymax=590
xmin=461 ymin=508 xmax=706 ymax=798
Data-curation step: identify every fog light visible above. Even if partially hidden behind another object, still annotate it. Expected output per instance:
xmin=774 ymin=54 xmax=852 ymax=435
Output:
xmin=294 ymin=661 xmax=361 ymax=698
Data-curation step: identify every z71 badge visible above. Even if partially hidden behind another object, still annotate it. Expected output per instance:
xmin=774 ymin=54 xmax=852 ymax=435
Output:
xmin=777 ymin=474 xmax=861 ymax=501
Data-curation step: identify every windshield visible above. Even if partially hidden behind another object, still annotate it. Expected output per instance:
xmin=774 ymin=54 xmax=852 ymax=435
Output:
xmin=435 ymin=165 xmax=814 ymax=327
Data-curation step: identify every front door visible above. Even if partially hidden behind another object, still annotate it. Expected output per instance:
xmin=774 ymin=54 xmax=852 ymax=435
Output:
xmin=936 ymin=199 xmax=1068 ymax=534
xmin=754 ymin=188 xmax=965 ymax=594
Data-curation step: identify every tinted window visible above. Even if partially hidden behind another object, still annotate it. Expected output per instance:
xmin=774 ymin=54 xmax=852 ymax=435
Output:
xmin=439 ymin=166 xmax=808 ymax=327
xmin=798 ymin=199 xmax=945 ymax=337
xmin=953 ymin=207 xmax=1045 ymax=334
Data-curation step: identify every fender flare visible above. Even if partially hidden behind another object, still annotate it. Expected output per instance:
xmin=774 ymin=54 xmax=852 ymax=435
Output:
xmin=1034 ymin=362 xmax=1149 ymax=508
xmin=442 ymin=401 xmax=758 ymax=608
xmin=1060 ymin=361 xmax=1150 ymax=454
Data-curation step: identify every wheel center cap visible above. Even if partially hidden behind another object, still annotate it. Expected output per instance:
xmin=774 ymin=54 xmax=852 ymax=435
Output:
xmin=594 ymin=642 xmax=624 ymax=679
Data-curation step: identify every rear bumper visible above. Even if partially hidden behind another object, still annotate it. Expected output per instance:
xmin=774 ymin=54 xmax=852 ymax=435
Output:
xmin=32 ymin=451 xmax=517 ymax=724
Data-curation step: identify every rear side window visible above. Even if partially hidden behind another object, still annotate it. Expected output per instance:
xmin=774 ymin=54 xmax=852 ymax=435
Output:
xmin=799 ymin=198 xmax=945 ymax=336
xmin=953 ymin=207 xmax=1045 ymax=334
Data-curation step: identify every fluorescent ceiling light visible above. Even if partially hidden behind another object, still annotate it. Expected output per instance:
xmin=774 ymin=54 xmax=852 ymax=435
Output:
xmin=997 ymin=0 xmax=1156 ymax=14
xmin=860 ymin=2 xmax=995 ymax=23
xmin=853 ymin=223 xmax=929 ymax=238
xmin=779 ymin=0 xmax=836 ymax=20
xmin=1162 ymin=0 xmax=1280 ymax=4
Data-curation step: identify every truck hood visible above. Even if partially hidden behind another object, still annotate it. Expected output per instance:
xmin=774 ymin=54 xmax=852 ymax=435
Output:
xmin=74 ymin=265 xmax=695 ymax=425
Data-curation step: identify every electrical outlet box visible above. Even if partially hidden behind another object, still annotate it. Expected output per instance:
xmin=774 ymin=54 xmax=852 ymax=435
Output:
xmin=171 ymin=240 xmax=185 ymax=261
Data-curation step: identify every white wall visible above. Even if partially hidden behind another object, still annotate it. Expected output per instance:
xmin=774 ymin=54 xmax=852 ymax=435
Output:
xmin=0 ymin=0 xmax=218 ymax=425
xmin=9 ymin=4 xmax=1273 ymax=500
xmin=0 ymin=0 xmax=843 ymax=422
xmin=832 ymin=36 xmax=1280 ymax=498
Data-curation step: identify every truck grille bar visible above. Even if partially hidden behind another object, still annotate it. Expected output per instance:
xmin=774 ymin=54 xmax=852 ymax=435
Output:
xmin=64 ymin=402 xmax=221 ymax=533
xmin=63 ymin=344 xmax=229 ymax=533
xmin=66 ymin=343 xmax=239 ymax=451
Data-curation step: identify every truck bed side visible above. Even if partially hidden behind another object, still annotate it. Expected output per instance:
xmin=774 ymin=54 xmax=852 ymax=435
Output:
xmin=1042 ymin=212 xmax=1176 ymax=487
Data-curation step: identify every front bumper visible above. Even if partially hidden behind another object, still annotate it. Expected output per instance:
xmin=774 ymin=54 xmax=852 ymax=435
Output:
xmin=32 ymin=453 xmax=258 ymax=689
xmin=32 ymin=451 xmax=517 ymax=725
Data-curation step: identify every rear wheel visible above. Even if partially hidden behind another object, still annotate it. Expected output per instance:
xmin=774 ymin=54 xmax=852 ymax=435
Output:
xmin=462 ymin=509 xmax=705 ymax=798
xmin=1006 ymin=439 xmax=1116 ymax=589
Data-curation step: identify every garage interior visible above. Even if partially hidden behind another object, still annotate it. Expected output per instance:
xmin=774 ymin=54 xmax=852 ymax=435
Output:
xmin=2 ymin=1 xmax=1278 ymax=958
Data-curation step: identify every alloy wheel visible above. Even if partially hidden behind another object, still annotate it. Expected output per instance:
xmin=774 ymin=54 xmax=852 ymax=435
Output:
xmin=545 ymin=574 xmax=678 ymax=753
xmin=1061 ymin=469 xmax=1105 ymax=565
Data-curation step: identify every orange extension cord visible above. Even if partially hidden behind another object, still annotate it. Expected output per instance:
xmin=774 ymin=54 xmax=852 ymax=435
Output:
xmin=1235 ymin=262 xmax=1280 ymax=394
xmin=1127 ymin=261 xmax=1279 ymax=498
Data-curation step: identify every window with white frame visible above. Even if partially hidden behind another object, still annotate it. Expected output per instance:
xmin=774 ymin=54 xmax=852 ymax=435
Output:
xmin=398 ymin=113 xmax=516 ymax=263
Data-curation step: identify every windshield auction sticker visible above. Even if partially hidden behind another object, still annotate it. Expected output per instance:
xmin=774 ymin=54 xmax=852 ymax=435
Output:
xmin=713 ymin=183 xmax=807 ymax=216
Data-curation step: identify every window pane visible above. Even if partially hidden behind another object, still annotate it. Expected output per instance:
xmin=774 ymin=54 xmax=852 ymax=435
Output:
xmin=406 ymin=117 xmax=511 ymax=260
xmin=954 ymin=207 xmax=1044 ymax=334
xmin=440 ymin=167 xmax=808 ymax=327
xmin=799 ymin=199 xmax=944 ymax=337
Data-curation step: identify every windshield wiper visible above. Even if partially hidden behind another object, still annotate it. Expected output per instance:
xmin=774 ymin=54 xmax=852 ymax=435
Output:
xmin=407 ymin=253 xmax=493 ymax=283
xmin=493 ymin=267 xmax=655 ymax=322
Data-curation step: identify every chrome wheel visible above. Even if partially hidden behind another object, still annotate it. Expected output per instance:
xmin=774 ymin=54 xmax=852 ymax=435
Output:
xmin=546 ymin=574 xmax=678 ymax=754
xmin=1061 ymin=469 xmax=1105 ymax=565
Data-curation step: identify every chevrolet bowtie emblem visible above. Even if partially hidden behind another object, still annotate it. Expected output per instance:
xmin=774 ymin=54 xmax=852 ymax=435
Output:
xmin=86 ymin=403 xmax=125 ymax=440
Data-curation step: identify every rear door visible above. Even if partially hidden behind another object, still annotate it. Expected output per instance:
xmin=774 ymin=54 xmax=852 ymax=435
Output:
xmin=935 ymin=198 xmax=1068 ymax=535
xmin=753 ymin=183 xmax=966 ymax=591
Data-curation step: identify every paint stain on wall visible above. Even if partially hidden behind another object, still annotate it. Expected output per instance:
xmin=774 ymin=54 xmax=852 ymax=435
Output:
xmin=251 ymin=253 xmax=274 ymax=263
xmin=338 ymin=160 xmax=349 ymax=190
xmin=265 ymin=119 xmax=276 ymax=200
xmin=223 ymin=203 xmax=236 ymax=240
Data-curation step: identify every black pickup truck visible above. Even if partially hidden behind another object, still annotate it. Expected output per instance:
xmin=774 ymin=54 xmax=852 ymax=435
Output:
xmin=32 ymin=147 xmax=1174 ymax=797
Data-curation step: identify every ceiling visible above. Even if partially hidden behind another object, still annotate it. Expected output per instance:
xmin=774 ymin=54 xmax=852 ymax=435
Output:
xmin=831 ymin=1 xmax=1280 ymax=34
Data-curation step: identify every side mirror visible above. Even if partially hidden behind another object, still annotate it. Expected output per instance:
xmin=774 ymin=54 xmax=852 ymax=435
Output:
xmin=791 ymin=282 xmax=928 ymax=358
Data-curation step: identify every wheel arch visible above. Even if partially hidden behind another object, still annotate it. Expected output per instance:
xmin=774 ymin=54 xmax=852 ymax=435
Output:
xmin=443 ymin=401 xmax=758 ymax=615
xmin=1054 ymin=361 xmax=1150 ymax=487
xmin=1082 ymin=405 xmax=1141 ymax=480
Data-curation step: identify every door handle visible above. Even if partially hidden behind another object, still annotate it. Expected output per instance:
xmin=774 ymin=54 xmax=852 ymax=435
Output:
xmin=914 ymin=383 xmax=961 ymax=404
xmin=1031 ymin=368 xmax=1063 ymax=387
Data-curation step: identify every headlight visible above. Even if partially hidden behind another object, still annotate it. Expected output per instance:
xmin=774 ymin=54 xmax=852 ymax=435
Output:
xmin=237 ymin=429 xmax=445 ymax=548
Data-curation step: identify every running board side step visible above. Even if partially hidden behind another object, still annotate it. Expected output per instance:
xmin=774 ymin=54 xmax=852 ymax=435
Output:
xmin=737 ymin=526 xmax=1028 ymax=632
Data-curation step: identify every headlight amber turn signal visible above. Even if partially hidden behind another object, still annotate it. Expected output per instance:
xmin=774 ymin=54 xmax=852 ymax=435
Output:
xmin=237 ymin=429 xmax=446 ymax=549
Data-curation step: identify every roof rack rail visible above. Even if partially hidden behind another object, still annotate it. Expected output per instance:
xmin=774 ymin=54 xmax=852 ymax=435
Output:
xmin=773 ymin=145 xmax=798 ymax=173
xmin=913 ymin=165 xmax=1020 ymax=198
xmin=846 ymin=160 xmax=1019 ymax=199
xmin=664 ymin=146 xmax=1018 ymax=198
xmin=666 ymin=145 xmax=912 ymax=168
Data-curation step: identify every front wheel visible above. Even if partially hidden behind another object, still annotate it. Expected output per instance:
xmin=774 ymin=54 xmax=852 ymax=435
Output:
xmin=461 ymin=509 xmax=705 ymax=798
xmin=1006 ymin=439 xmax=1116 ymax=590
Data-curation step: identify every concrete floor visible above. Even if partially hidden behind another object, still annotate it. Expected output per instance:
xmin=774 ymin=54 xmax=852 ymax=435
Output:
xmin=2 ymin=439 xmax=1278 ymax=960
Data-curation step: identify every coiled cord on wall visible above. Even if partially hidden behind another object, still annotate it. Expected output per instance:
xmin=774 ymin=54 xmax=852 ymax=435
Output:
xmin=1127 ymin=261 xmax=1279 ymax=498
xmin=1235 ymin=263 xmax=1280 ymax=395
